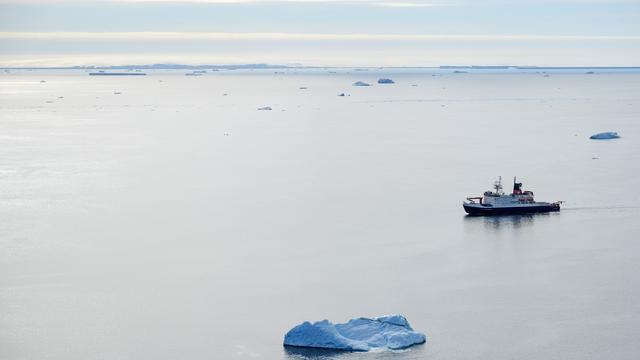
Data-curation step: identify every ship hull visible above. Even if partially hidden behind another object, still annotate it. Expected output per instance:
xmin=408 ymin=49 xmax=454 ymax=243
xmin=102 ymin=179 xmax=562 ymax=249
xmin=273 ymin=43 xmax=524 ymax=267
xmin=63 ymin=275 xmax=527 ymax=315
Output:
xmin=463 ymin=203 xmax=560 ymax=216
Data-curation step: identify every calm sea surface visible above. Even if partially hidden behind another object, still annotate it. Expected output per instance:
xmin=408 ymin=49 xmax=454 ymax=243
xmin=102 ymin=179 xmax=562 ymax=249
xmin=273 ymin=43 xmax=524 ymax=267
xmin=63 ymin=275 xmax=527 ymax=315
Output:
xmin=1 ymin=69 xmax=639 ymax=359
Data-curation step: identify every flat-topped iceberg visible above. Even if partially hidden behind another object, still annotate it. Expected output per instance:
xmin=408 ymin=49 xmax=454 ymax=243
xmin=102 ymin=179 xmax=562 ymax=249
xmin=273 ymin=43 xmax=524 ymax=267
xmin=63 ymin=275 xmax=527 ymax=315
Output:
xmin=353 ymin=81 xmax=371 ymax=87
xmin=590 ymin=132 xmax=620 ymax=140
xmin=377 ymin=78 xmax=395 ymax=84
xmin=283 ymin=314 xmax=426 ymax=351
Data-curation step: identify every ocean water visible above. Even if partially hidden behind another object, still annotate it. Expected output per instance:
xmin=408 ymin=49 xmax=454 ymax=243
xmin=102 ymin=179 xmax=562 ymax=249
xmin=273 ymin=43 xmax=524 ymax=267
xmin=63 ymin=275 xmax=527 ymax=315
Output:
xmin=1 ymin=69 xmax=639 ymax=360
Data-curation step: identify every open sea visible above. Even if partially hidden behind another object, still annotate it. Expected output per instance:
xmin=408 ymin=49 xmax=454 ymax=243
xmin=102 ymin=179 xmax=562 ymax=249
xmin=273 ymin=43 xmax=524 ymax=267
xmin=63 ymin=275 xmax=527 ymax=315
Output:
xmin=1 ymin=68 xmax=639 ymax=359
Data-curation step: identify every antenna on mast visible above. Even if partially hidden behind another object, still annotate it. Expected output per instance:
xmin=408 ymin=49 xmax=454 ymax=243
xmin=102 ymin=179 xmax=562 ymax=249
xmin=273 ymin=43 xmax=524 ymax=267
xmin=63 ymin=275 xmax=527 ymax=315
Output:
xmin=494 ymin=176 xmax=503 ymax=194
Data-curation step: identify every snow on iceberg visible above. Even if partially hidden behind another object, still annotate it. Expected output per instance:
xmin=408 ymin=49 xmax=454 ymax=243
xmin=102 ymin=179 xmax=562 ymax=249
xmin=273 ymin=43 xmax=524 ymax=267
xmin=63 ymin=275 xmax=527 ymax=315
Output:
xmin=283 ymin=314 xmax=426 ymax=351
xmin=353 ymin=81 xmax=371 ymax=87
xmin=590 ymin=132 xmax=620 ymax=140
xmin=377 ymin=78 xmax=395 ymax=84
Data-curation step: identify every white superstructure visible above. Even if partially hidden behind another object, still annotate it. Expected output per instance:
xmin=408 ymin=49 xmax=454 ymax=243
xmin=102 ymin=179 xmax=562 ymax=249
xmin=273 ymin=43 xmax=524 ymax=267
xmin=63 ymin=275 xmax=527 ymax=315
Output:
xmin=478 ymin=177 xmax=536 ymax=206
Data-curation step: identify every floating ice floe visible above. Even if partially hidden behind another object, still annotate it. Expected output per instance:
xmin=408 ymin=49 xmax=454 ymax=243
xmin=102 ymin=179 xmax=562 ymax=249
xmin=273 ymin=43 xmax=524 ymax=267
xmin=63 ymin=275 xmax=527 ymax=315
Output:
xmin=283 ymin=314 xmax=426 ymax=352
xmin=353 ymin=81 xmax=371 ymax=87
xmin=590 ymin=132 xmax=620 ymax=140
xmin=257 ymin=106 xmax=273 ymax=111
xmin=377 ymin=78 xmax=395 ymax=84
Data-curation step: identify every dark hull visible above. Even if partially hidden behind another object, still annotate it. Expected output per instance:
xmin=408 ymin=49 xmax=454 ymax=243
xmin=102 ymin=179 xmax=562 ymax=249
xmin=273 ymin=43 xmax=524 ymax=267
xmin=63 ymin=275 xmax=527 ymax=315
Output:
xmin=463 ymin=204 xmax=560 ymax=216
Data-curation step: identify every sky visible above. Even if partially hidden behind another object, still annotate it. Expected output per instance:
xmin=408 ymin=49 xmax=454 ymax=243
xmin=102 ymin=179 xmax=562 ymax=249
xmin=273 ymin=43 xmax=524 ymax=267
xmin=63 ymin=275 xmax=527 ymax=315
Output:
xmin=0 ymin=0 xmax=639 ymax=67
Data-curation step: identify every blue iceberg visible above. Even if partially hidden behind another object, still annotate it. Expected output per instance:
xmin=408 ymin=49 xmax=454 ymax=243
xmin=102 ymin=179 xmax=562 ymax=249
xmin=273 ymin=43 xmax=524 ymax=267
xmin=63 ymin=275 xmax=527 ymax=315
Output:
xmin=377 ymin=78 xmax=395 ymax=84
xmin=590 ymin=132 xmax=620 ymax=140
xmin=283 ymin=314 xmax=426 ymax=351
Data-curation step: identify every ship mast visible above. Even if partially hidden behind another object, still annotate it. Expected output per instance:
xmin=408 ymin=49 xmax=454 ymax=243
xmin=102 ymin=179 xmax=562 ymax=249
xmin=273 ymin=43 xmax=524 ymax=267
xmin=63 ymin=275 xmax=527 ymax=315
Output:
xmin=494 ymin=176 xmax=503 ymax=195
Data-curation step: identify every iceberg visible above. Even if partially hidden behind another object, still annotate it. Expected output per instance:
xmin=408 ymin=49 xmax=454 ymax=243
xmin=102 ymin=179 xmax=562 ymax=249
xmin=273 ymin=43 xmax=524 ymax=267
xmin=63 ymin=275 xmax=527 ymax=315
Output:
xmin=283 ymin=314 xmax=426 ymax=351
xmin=257 ymin=106 xmax=273 ymax=111
xmin=590 ymin=132 xmax=620 ymax=140
xmin=377 ymin=78 xmax=395 ymax=84
xmin=353 ymin=81 xmax=371 ymax=87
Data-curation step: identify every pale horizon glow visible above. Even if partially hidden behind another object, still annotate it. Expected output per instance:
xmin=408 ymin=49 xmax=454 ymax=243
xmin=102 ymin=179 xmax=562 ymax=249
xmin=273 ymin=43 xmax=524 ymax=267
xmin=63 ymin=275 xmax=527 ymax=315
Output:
xmin=0 ymin=0 xmax=638 ymax=67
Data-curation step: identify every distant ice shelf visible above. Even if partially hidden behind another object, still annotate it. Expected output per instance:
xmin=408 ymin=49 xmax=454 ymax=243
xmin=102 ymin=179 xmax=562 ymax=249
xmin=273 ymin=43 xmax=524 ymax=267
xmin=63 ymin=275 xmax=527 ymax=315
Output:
xmin=88 ymin=72 xmax=146 ymax=76
xmin=283 ymin=314 xmax=426 ymax=351
xmin=353 ymin=81 xmax=371 ymax=87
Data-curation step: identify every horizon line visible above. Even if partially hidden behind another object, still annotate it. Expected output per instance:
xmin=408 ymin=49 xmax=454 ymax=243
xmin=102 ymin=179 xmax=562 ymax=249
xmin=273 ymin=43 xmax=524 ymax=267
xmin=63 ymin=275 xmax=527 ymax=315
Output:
xmin=3 ymin=64 xmax=640 ymax=70
xmin=2 ymin=32 xmax=640 ymax=41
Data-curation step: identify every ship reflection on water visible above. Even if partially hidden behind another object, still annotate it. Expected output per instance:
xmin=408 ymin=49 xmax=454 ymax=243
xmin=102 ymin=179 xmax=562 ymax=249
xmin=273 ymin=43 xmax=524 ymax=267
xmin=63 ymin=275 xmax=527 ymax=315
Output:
xmin=463 ymin=212 xmax=560 ymax=231
xmin=483 ymin=214 xmax=536 ymax=230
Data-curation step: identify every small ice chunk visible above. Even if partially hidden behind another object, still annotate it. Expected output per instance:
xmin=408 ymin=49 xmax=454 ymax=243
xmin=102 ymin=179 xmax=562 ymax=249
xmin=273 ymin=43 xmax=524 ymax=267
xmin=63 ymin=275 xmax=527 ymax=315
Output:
xmin=377 ymin=78 xmax=395 ymax=84
xmin=353 ymin=81 xmax=371 ymax=87
xmin=257 ymin=106 xmax=273 ymax=111
xmin=283 ymin=314 xmax=426 ymax=352
xmin=590 ymin=132 xmax=620 ymax=140
xmin=338 ymin=93 xmax=346 ymax=97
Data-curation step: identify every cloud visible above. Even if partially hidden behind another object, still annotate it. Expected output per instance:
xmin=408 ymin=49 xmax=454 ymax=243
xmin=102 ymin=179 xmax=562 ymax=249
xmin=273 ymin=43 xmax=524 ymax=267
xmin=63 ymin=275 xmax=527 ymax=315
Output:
xmin=376 ymin=2 xmax=439 ymax=7
xmin=0 ymin=0 xmax=635 ymax=3
xmin=0 ymin=0 xmax=447 ymax=4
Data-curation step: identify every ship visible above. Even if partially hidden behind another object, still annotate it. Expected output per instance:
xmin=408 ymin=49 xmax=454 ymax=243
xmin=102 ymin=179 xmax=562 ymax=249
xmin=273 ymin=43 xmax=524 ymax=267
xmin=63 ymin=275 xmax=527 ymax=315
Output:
xmin=463 ymin=177 xmax=561 ymax=215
